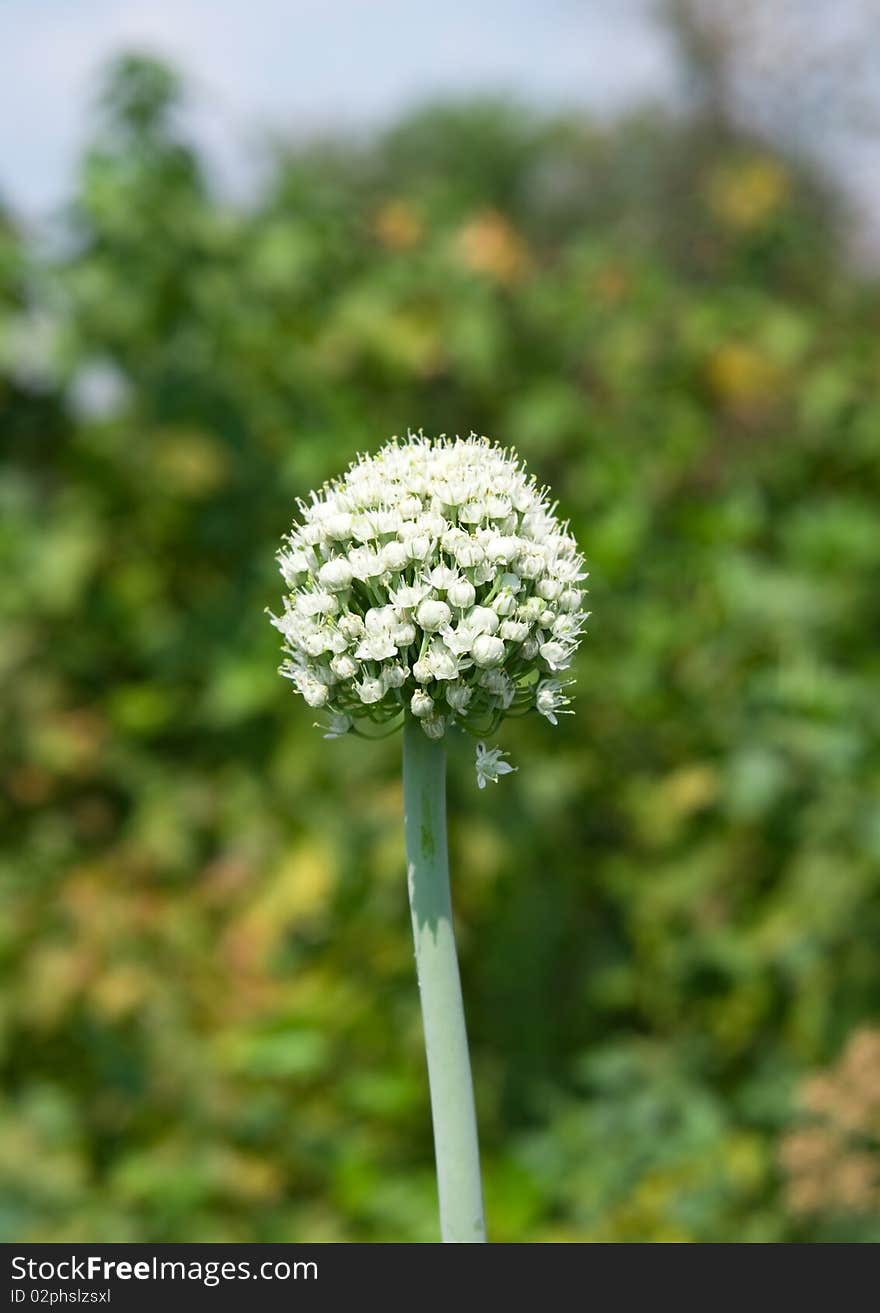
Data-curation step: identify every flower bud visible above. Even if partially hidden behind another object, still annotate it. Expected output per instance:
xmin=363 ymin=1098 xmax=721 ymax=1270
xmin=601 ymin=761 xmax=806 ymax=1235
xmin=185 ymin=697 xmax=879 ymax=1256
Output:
xmin=337 ymin=613 xmax=365 ymax=641
xmin=356 ymin=677 xmax=385 ymax=704
xmin=454 ymin=539 xmax=484 ymax=568
xmin=412 ymin=658 xmax=433 ymax=684
xmin=428 ymin=565 xmax=459 ymax=590
xmin=447 ymin=578 xmax=476 ymax=609
xmin=382 ymin=664 xmax=408 ymax=690
xmin=318 ymin=558 xmax=354 ymax=591
xmin=380 ymin=541 xmax=409 ymax=572
xmin=428 ymin=643 xmax=458 ymax=680
xmin=392 ymin=621 xmax=417 ymax=646
xmin=467 ymin=606 xmax=499 ymax=635
xmin=326 ymin=629 xmax=348 ymax=654
xmin=472 ymin=634 xmax=505 ymax=668
xmin=486 ymin=495 xmax=511 ymax=519
xmin=446 ymin=683 xmax=473 ymax=714
xmin=408 ymin=535 xmax=433 ymax=561
xmin=300 ymin=676 xmax=329 ymax=708
xmin=279 ymin=550 xmax=310 ymax=585
xmin=303 ymin=632 xmax=328 ymax=657
xmin=536 ymin=577 xmax=562 ymax=601
xmin=416 ymin=599 xmax=452 ymax=632
xmin=492 ymin=590 xmax=517 ymax=617
xmin=486 ymin=536 xmax=520 ymax=564
xmin=410 ymin=689 xmax=434 ymax=718
xmin=365 ymin=605 xmax=395 ymax=633
xmin=298 ymin=590 xmax=339 ymax=617
xmin=330 ymin=654 xmax=357 ymax=679
xmin=519 ymin=553 xmax=544 ymax=579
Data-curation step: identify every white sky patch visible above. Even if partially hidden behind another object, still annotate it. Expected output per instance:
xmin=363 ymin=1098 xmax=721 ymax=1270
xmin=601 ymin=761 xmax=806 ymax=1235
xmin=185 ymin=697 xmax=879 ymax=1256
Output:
xmin=1 ymin=0 xmax=878 ymax=253
xmin=1 ymin=0 xmax=677 ymax=215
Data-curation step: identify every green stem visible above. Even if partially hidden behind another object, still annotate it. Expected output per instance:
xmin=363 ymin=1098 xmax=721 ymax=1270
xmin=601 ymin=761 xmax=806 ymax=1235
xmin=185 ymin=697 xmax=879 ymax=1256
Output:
xmin=402 ymin=714 xmax=487 ymax=1243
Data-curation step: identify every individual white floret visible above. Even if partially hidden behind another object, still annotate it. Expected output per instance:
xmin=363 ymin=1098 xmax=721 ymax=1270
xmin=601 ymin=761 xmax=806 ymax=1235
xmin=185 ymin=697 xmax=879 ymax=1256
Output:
xmin=382 ymin=664 xmax=409 ymax=690
xmin=318 ymin=558 xmax=354 ymax=591
xmin=391 ymin=582 xmax=431 ymax=609
xmin=337 ymin=613 xmax=365 ymax=641
xmin=410 ymin=689 xmax=434 ymax=718
xmin=298 ymin=675 xmax=330 ymax=708
xmin=499 ymin=619 xmax=529 ymax=642
xmin=535 ymin=680 xmax=574 ymax=725
xmin=445 ymin=683 xmax=473 ymax=715
xmin=539 ymin=640 xmax=572 ymax=671
xmin=467 ymin=606 xmax=500 ymax=635
xmin=331 ymin=654 xmax=358 ymax=679
xmin=427 ymin=565 xmax=460 ymax=591
xmin=356 ymin=677 xmax=385 ymax=704
xmin=475 ymin=742 xmax=517 ymax=789
xmin=471 ymin=634 xmax=506 ymax=668
xmin=447 ymin=578 xmax=476 ymax=609
xmin=380 ymin=541 xmax=410 ymax=572
xmin=426 ymin=642 xmax=459 ymax=681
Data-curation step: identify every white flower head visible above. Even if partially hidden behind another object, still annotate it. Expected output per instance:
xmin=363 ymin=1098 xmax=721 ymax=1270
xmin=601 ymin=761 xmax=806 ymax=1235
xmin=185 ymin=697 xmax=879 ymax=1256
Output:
xmin=273 ymin=433 xmax=588 ymax=777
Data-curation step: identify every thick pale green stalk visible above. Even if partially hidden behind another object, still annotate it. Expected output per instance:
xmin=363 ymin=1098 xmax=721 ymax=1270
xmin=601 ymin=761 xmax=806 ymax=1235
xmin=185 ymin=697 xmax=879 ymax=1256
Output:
xmin=402 ymin=715 xmax=487 ymax=1243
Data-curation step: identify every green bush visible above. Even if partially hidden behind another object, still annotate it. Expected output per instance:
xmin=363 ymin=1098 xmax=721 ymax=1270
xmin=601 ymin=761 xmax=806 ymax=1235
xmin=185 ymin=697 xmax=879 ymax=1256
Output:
xmin=1 ymin=55 xmax=878 ymax=1242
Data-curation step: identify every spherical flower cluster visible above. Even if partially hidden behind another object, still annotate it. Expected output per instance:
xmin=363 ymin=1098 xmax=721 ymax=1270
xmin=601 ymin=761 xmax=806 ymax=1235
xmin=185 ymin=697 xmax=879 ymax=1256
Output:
xmin=270 ymin=434 xmax=588 ymax=779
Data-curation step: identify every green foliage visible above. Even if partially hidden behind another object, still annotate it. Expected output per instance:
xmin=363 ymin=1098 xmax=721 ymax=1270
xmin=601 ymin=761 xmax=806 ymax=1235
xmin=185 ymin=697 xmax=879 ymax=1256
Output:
xmin=1 ymin=53 xmax=878 ymax=1242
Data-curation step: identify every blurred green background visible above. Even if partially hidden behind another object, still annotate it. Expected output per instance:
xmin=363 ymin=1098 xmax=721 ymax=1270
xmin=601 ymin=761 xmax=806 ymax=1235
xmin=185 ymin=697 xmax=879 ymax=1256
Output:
xmin=2 ymin=21 xmax=880 ymax=1242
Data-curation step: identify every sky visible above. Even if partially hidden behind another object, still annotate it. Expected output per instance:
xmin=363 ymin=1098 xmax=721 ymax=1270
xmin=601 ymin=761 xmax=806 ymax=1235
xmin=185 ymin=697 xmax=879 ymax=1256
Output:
xmin=2 ymin=0 xmax=878 ymax=250
xmin=2 ymin=0 xmax=678 ymax=215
